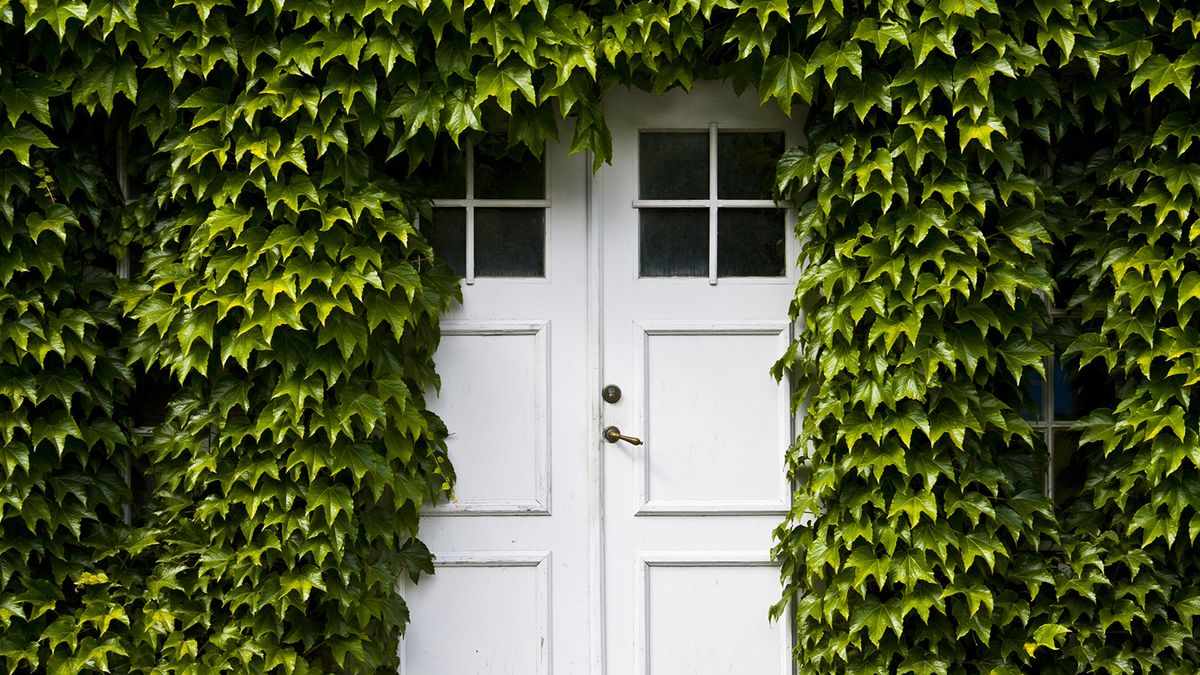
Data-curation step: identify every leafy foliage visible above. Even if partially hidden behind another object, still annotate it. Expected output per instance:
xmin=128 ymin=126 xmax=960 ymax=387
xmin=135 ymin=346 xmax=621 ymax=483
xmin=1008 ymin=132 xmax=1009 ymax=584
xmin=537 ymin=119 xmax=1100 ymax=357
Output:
xmin=771 ymin=0 xmax=1200 ymax=672
xmin=1 ymin=0 xmax=1198 ymax=671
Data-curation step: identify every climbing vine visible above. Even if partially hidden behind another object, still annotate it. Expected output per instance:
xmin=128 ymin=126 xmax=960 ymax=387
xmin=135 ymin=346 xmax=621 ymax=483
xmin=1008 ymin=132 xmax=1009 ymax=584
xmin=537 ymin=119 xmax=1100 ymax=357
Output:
xmin=0 ymin=0 xmax=1198 ymax=672
xmin=772 ymin=0 xmax=1200 ymax=672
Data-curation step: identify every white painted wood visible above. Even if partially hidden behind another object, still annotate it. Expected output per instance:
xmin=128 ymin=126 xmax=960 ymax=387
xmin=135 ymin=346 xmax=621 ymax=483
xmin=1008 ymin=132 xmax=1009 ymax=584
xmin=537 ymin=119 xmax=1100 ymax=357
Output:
xmin=631 ymin=199 xmax=779 ymax=209
xmin=401 ymin=552 xmax=551 ymax=675
xmin=403 ymin=83 xmax=800 ymax=674
xmin=428 ymin=321 xmax=549 ymax=515
xmin=402 ymin=130 xmax=592 ymax=674
xmin=585 ymin=146 xmax=607 ymax=675
xmin=599 ymin=82 xmax=800 ymax=675
xmin=633 ymin=321 xmax=792 ymax=516
xmin=634 ymin=552 xmax=792 ymax=675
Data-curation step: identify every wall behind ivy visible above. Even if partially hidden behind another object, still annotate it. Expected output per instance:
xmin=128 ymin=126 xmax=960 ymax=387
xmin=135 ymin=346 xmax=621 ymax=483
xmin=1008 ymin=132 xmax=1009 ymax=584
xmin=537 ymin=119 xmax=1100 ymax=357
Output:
xmin=0 ymin=0 xmax=1197 ymax=672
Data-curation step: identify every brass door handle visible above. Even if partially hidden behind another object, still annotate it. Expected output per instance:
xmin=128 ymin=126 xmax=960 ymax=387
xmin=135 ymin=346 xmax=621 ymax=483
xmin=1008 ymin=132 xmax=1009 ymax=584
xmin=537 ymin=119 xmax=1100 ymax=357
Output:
xmin=603 ymin=426 xmax=643 ymax=446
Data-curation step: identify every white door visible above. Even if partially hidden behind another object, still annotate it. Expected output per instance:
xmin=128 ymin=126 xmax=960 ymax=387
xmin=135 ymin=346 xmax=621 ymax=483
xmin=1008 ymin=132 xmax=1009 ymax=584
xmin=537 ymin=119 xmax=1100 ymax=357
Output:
xmin=400 ymin=136 xmax=594 ymax=675
xmin=598 ymin=84 xmax=797 ymax=675
xmin=401 ymin=83 xmax=797 ymax=675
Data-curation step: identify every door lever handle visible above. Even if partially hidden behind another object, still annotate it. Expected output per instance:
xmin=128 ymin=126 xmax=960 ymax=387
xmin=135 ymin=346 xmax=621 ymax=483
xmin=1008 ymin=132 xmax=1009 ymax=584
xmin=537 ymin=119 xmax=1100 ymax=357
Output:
xmin=603 ymin=426 xmax=643 ymax=446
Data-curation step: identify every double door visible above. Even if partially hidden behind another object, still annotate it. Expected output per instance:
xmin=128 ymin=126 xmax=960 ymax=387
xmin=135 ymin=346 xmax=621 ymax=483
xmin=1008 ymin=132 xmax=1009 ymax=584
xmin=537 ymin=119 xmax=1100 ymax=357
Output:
xmin=401 ymin=82 xmax=797 ymax=675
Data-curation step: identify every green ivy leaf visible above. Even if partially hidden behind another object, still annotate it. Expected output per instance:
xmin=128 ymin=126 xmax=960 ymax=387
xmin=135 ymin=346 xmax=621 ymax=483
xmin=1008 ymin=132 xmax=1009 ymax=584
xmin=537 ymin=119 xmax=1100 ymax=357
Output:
xmin=22 ymin=0 xmax=86 ymax=36
xmin=475 ymin=62 xmax=536 ymax=114
xmin=83 ymin=0 xmax=137 ymax=37
xmin=0 ymin=122 xmax=55 ymax=166
xmin=1130 ymin=54 xmax=1194 ymax=100
xmin=306 ymin=478 xmax=354 ymax=524
xmin=1025 ymin=623 xmax=1070 ymax=656
xmin=850 ymin=595 xmax=903 ymax=644
xmin=760 ymin=52 xmax=812 ymax=115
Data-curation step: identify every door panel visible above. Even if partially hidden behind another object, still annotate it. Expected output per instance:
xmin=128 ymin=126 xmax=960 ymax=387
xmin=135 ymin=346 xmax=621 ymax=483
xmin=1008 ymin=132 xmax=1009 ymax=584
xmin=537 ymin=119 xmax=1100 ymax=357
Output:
xmin=637 ymin=554 xmax=792 ymax=675
xmin=403 ymin=553 xmax=550 ymax=675
xmin=600 ymin=83 xmax=798 ymax=675
xmin=635 ymin=323 xmax=792 ymax=514
xmin=428 ymin=323 xmax=549 ymax=514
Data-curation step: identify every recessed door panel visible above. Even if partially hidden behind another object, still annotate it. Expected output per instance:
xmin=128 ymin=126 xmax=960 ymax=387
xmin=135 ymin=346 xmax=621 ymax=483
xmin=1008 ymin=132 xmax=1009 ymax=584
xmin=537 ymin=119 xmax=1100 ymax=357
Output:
xmin=638 ymin=555 xmax=792 ymax=675
xmin=401 ymin=553 xmax=549 ymax=675
xmin=429 ymin=323 xmax=548 ymax=514
xmin=637 ymin=325 xmax=791 ymax=514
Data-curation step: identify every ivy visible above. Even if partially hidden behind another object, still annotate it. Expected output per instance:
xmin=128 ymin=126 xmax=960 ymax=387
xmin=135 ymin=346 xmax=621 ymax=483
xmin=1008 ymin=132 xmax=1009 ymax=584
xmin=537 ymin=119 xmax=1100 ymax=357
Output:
xmin=1 ymin=0 xmax=1199 ymax=672
xmin=772 ymin=0 xmax=1200 ymax=671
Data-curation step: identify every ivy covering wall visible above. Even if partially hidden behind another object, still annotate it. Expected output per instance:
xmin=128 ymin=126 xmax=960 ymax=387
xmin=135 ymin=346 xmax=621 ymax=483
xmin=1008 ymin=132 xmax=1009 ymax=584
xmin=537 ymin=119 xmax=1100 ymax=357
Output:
xmin=772 ymin=0 xmax=1200 ymax=671
xmin=0 ymin=0 xmax=1197 ymax=672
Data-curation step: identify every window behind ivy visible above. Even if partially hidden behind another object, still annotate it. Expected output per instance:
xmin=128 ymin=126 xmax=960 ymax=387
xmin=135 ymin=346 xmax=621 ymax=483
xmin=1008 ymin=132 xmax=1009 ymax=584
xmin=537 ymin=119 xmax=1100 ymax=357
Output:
xmin=1025 ymin=307 xmax=1117 ymax=503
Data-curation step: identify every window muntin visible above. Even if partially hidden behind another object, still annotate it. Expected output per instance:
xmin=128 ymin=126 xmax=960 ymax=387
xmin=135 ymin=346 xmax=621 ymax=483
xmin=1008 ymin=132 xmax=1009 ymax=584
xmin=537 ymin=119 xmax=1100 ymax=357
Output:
xmin=422 ymin=143 xmax=547 ymax=283
xmin=635 ymin=127 xmax=786 ymax=283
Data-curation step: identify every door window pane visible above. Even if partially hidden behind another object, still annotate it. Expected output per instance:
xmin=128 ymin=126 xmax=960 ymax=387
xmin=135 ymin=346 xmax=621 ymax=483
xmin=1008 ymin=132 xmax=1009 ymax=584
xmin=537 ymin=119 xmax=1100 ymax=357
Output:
xmin=718 ymin=132 xmax=784 ymax=200
xmin=476 ymin=152 xmax=545 ymax=200
xmin=475 ymin=208 xmax=545 ymax=277
xmin=640 ymin=209 xmax=708 ymax=277
xmin=717 ymin=208 xmax=785 ymax=277
xmin=420 ymin=146 xmax=467 ymax=198
xmin=421 ymin=142 xmax=548 ymax=281
xmin=426 ymin=207 xmax=466 ymax=276
xmin=639 ymin=132 xmax=709 ymax=199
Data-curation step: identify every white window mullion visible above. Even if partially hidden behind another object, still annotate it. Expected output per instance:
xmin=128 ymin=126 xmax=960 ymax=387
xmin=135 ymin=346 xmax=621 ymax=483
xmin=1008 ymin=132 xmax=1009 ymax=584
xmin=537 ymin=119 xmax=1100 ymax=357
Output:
xmin=466 ymin=142 xmax=476 ymax=286
xmin=1044 ymin=354 xmax=1055 ymax=500
xmin=436 ymin=199 xmax=550 ymax=208
xmin=707 ymin=122 xmax=718 ymax=286
xmin=631 ymin=199 xmax=776 ymax=209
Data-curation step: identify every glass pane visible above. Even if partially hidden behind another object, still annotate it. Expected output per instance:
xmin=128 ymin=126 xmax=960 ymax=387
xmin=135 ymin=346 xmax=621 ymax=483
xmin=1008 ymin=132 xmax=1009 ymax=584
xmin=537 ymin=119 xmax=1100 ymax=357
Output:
xmin=1022 ymin=371 xmax=1044 ymax=422
xmin=419 ymin=146 xmax=466 ymax=198
xmin=475 ymin=151 xmax=545 ymax=199
xmin=639 ymin=132 xmax=709 ymax=200
xmin=717 ymin=208 xmax=785 ymax=277
xmin=640 ymin=209 xmax=708 ymax=277
xmin=1051 ymin=363 xmax=1075 ymax=420
xmin=426 ymin=208 xmax=466 ymax=276
xmin=1058 ymin=358 xmax=1116 ymax=420
xmin=1051 ymin=429 xmax=1083 ymax=503
xmin=475 ymin=208 xmax=545 ymax=277
xmin=718 ymin=132 xmax=785 ymax=199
